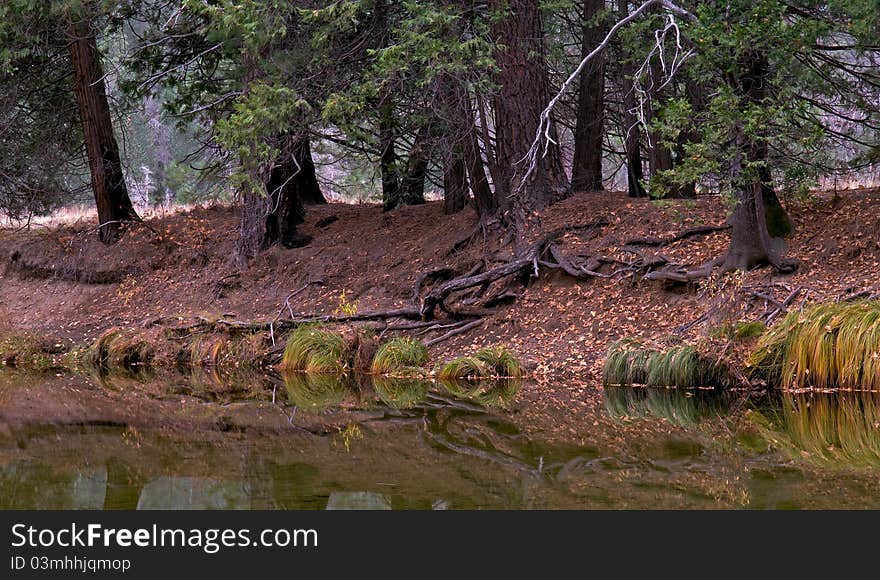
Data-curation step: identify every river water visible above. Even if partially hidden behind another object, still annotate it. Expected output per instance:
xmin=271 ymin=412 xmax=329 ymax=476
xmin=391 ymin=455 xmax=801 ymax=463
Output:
xmin=1 ymin=370 xmax=880 ymax=509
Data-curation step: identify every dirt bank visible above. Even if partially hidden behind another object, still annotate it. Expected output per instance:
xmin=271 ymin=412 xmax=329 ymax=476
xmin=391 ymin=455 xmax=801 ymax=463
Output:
xmin=2 ymin=188 xmax=879 ymax=386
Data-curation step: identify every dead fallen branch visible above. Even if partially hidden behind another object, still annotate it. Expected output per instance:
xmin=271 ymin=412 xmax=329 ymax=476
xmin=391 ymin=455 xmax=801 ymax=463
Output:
xmin=764 ymin=286 xmax=803 ymax=324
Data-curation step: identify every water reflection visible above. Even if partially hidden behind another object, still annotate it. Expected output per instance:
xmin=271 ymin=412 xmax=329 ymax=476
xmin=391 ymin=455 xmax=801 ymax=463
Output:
xmin=283 ymin=373 xmax=355 ymax=410
xmin=438 ymin=379 xmax=521 ymax=409
xmin=753 ymin=391 xmax=880 ymax=469
xmin=9 ymin=367 xmax=880 ymax=508
xmin=603 ymin=386 xmax=731 ymax=428
xmin=372 ymin=377 xmax=430 ymax=409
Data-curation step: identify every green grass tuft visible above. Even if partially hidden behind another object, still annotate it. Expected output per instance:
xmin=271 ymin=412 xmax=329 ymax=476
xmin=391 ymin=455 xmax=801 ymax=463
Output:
xmin=604 ymin=340 xmax=729 ymax=388
xmin=279 ymin=325 xmax=347 ymax=374
xmin=371 ymin=337 xmax=429 ymax=376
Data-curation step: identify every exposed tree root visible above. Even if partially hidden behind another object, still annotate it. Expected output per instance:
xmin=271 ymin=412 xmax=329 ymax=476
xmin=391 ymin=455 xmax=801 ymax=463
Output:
xmin=624 ymin=224 xmax=730 ymax=247
xmin=424 ymin=319 xmax=485 ymax=346
xmin=642 ymin=257 xmax=724 ymax=284
xmin=420 ymin=221 xmax=608 ymax=320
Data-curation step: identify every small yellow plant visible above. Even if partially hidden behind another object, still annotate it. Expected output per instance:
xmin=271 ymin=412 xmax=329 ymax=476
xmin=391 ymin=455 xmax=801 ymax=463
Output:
xmin=337 ymin=422 xmax=363 ymax=452
xmin=333 ymin=289 xmax=359 ymax=317
xmin=116 ymin=274 xmax=139 ymax=306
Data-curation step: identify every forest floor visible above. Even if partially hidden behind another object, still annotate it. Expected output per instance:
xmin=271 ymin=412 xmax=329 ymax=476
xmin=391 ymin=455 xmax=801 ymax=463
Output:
xmin=1 ymin=187 xmax=879 ymax=389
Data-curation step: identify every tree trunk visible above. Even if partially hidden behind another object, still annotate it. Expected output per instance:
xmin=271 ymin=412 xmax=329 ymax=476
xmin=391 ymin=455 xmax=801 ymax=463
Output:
xmin=235 ymin=190 xmax=270 ymax=264
xmin=722 ymin=51 xmax=792 ymax=271
xmin=618 ymin=0 xmax=647 ymax=198
xmin=400 ymin=124 xmax=429 ymax=206
xmin=264 ymin=134 xmax=314 ymax=249
xmin=295 ymin=137 xmax=326 ymax=205
xmin=570 ymin=0 xmax=606 ymax=193
xmin=443 ymin=155 xmax=469 ymax=214
xmin=490 ymin=0 xmax=566 ymax=219
xmin=67 ymin=15 xmax=139 ymax=244
xmin=379 ymin=99 xmax=401 ymax=211
xmin=454 ymin=84 xmax=495 ymax=217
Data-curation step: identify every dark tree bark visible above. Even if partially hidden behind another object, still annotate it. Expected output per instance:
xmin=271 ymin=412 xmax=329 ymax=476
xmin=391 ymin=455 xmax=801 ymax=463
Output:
xmin=295 ymin=137 xmax=326 ymax=205
xmin=570 ymin=0 xmax=606 ymax=193
xmin=490 ymin=0 xmax=566 ymax=219
xmin=379 ymin=99 xmax=402 ymax=211
xmin=443 ymin=155 xmax=469 ymax=214
xmin=264 ymin=134 xmax=315 ymax=249
xmin=400 ymin=124 xmax=430 ymax=207
xmin=721 ymin=50 xmax=793 ymax=272
xmin=236 ymin=134 xmax=315 ymax=262
xmin=67 ymin=15 xmax=139 ymax=244
xmin=617 ymin=0 xmax=647 ymax=198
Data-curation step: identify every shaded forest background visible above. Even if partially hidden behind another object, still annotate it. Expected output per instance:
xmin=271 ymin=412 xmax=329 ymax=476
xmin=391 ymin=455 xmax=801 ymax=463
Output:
xmin=1 ymin=0 xmax=878 ymax=276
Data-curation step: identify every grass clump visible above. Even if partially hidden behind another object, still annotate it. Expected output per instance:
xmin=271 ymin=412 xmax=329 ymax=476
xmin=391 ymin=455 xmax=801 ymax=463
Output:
xmin=437 ymin=345 xmax=523 ymax=380
xmin=87 ymin=328 xmax=154 ymax=369
xmin=187 ymin=333 xmax=268 ymax=367
xmin=279 ymin=325 xmax=347 ymax=374
xmin=603 ymin=339 xmax=654 ymax=387
xmin=749 ymin=300 xmax=880 ymax=389
xmin=603 ymin=340 xmax=730 ymax=388
xmin=371 ymin=337 xmax=429 ymax=376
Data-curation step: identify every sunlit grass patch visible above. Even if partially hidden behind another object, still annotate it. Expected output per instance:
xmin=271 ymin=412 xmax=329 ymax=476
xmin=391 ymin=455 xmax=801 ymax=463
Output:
xmin=371 ymin=337 xmax=429 ymax=376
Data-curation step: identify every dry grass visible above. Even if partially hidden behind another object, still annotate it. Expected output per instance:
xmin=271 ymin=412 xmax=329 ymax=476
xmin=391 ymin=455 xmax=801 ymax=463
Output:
xmin=86 ymin=328 xmax=154 ymax=369
xmin=750 ymin=300 xmax=880 ymax=389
